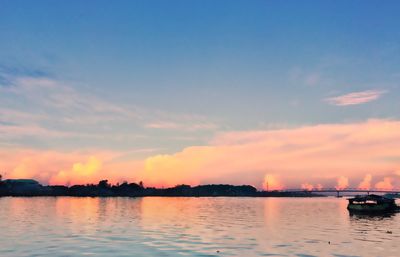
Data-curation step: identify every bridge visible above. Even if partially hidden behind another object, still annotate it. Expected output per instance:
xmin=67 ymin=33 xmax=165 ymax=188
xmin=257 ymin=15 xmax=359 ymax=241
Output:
xmin=278 ymin=188 xmax=400 ymax=197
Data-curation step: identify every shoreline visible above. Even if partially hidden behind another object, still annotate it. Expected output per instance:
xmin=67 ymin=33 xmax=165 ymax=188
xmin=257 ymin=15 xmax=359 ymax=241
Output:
xmin=0 ymin=194 xmax=326 ymax=198
xmin=0 ymin=178 xmax=324 ymax=198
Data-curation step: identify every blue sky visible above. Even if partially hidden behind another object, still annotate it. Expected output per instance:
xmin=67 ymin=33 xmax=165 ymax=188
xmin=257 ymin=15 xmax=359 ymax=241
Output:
xmin=1 ymin=1 xmax=400 ymax=187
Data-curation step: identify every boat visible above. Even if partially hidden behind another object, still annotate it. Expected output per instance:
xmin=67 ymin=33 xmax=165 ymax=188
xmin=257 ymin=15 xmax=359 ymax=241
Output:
xmin=347 ymin=194 xmax=398 ymax=213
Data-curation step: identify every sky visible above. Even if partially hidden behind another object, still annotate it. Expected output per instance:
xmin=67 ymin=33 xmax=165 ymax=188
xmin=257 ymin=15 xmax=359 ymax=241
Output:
xmin=1 ymin=0 xmax=400 ymax=190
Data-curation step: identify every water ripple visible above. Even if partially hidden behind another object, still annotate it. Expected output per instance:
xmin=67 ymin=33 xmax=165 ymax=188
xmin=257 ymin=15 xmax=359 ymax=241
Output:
xmin=0 ymin=197 xmax=399 ymax=256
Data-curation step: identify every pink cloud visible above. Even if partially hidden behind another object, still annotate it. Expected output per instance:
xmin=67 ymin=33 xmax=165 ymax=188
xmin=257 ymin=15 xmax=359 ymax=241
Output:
xmin=138 ymin=119 xmax=400 ymax=189
xmin=2 ymin=119 xmax=400 ymax=189
xmin=301 ymin=183 xmax=314 ymax=191
xmin=263 ymin=174 xmax=284 ymax=191
xmin=325 ymin=90 xmax=387 ymax=106
xmin=315 ymin=184 xmax=323 ymax=190
xmin=358 ymin=174 xmax=372 ymax=189
xmin=0 ymin=149 xmax=142 ymax=185
xmin=375 ymin=177 xmax=394 ymax=190
xmin=335 ymin=176 xmax=349 ymax=190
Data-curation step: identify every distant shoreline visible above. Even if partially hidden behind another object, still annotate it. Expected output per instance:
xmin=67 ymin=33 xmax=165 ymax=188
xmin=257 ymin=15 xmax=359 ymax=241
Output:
xmin=0 ymin=194 xmax=325 ymax=198
xmin=0 ymin=179 xmax=323 ymax=198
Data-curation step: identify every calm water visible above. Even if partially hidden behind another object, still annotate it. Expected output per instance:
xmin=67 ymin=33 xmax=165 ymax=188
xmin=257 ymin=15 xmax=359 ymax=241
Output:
xmin=0 ymin=197 xmax=399 ymax=257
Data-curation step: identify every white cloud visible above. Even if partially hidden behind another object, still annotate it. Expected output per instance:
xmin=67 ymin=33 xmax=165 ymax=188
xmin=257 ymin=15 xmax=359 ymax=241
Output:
xmin=325 ymin=90 xmax=387 ymax=106
xmin=145 ymin=121 xmax=218 ymax=131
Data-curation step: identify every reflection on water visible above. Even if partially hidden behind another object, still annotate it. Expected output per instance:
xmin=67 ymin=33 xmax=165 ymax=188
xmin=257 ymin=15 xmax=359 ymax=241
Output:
xmin=0 ymin=197 xmax=399 ymax=256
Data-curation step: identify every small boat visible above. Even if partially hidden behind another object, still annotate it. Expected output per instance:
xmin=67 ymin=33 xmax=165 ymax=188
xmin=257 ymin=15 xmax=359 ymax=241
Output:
xmin=347 ymin=194 xmax=398 ymax=213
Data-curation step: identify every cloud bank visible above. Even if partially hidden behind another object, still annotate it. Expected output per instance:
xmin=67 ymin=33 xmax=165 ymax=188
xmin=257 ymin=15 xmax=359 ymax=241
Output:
xmin=138 ymin=119 xmax=400 ymax=189
xmin=1 ymin=119 xmax=400 ymax=190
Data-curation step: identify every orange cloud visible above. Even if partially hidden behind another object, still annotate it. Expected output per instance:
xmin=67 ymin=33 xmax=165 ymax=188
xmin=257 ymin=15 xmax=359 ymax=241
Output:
xmin=140 ymin=147 xmax=218 ymax=187
xmin=335 ymin=176 xmax=349 ymax=190
xmin=0 ymin=149 xmax=141 ymax=185
xmin=301 ymin=183 xmax=314 ymax=191
xmin=375 ymin=177 xmax=394 ymax=190
xmin=138 ymin=119 xmax=400 ymax=189
xmin=1 ymin=119 xmax=400 ymax=189
xmin=315 ymin=184 xmax=323 ymax=190
xmin=358 ymin=174 xmax=372 ymax=189
xmin=49 ymin=156 xmax=102 ymax=186
xmin=263 ymin=174 xmax=284 ymax=191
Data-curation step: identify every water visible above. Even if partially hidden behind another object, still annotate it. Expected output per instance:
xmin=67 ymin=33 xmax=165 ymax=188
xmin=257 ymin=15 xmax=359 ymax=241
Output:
xmin=0 ymin=197 xmax=399 ymax=257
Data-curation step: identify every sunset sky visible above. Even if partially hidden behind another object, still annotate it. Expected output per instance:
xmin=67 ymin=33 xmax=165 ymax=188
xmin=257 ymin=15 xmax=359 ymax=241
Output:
xmin=1 ymin=0 xmax=400 ymax=190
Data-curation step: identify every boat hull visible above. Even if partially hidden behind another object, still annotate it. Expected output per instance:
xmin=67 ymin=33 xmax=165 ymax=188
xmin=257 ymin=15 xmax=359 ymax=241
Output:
xmin=347 ymin=203 xmax=396 ymax=213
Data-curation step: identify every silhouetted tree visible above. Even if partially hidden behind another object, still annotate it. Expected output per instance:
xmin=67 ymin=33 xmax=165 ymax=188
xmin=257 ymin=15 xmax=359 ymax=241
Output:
xmin=139 ymin=181 xmax=144 ymax=188
xmin=98 ymin=180 xmax=110 ymax=188
xmin=0 ymin=174 xmax=2 ymax=181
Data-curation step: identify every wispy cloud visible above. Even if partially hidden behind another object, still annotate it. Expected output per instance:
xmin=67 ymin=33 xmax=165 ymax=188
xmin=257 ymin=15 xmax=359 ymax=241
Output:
xmin=0 ymin=69 xmax=219 ymax=150
xmin=325 ymin=90 xmax=387 ymax=106
xmin=287 ymin=67 xmax=323 ymax=86
xmin=145 ymin=121 xmax=218 ymax=131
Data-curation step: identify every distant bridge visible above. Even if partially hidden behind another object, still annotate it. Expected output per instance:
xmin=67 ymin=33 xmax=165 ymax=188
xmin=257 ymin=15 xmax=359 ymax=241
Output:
xmin=278 ymin=188 xmax=400 ymax=197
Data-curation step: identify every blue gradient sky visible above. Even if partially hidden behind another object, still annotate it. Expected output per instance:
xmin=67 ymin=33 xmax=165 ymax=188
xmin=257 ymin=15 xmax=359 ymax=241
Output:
xmin=1 ymin=1 xmax=400 ymax=187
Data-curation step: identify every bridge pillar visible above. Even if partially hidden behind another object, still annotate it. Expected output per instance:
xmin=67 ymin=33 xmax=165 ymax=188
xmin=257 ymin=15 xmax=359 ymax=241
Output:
xmin=336 ymin=191 xmax=340 ymax=197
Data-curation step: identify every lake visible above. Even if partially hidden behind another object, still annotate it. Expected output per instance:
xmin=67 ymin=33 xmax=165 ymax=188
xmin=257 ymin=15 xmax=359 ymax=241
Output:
xmin=0 ymin=197 xmax=399 ymax=257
